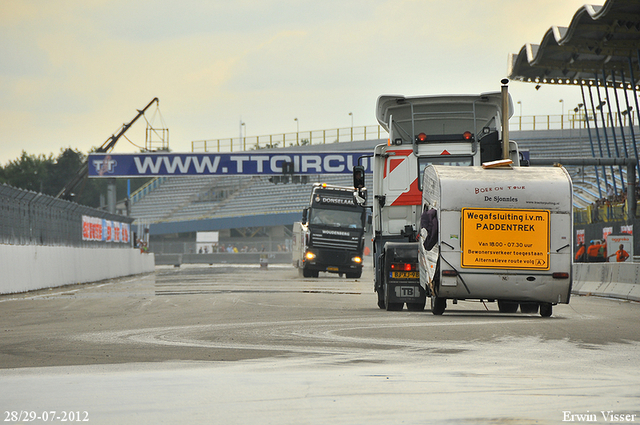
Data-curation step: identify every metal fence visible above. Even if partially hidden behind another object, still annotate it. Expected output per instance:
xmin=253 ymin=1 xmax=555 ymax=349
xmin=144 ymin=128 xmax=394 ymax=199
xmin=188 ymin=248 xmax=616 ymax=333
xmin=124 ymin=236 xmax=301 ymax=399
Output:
xmin=574 ymin=201 xmax=638 ymax=225
xmin=510 ymin=112 xmax=635 ymax=131
xmin=191 ymin=125 xmax=387 ymax=153
xmin=0 ymin=184 xmax=135 ymax=247
xmin=189 ymin=115 xmax=617 ymax=153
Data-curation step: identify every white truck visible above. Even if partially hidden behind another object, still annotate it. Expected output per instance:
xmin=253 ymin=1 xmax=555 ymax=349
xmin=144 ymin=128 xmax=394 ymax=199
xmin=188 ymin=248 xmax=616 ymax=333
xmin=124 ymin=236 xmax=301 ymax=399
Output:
xmin=292 ymin=183 xmax=367 ymax=278
xmin=364 ymin=85 xmax=520 ymax=310
xmin=419 ymin=164 xmax=573 ymax=317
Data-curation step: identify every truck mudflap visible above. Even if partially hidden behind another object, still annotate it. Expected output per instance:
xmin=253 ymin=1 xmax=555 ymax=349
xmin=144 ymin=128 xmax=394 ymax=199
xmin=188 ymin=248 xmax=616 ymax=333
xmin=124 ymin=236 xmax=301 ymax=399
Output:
xmin=382 ymin=241 xmax=426 ymax=311
xmin=384 ymin=278 xmax=427 ymax=311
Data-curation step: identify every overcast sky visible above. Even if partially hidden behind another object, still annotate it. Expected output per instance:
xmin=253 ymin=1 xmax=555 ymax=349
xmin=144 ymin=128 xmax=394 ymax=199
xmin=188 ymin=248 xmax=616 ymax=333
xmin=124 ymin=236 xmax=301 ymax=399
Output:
xmin=1 ymin=0 xmax=592 ymax=165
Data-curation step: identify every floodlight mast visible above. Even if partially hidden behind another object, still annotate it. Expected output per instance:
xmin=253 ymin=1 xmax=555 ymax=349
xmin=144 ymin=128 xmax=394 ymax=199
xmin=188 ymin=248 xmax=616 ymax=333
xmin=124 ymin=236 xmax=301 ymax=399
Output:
xmin=56 ymin=98 xmax=160 ymax=201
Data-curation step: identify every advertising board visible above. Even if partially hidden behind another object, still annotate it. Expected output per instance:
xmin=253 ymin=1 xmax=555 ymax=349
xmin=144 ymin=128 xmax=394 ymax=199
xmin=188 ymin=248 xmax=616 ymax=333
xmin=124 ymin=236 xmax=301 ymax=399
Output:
xmin=82 ymin=216 xmax=130 ymax=243
xmin=88 ymin=152 xmax=371 ymax=178
xmin=605 ymin=234 xmax=634 ymax=263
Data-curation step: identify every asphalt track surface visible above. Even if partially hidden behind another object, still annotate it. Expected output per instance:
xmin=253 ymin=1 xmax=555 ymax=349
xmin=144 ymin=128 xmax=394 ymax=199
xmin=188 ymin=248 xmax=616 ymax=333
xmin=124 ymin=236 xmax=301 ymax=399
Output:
xmin=1 ymin=262 xmax=639 ymax=424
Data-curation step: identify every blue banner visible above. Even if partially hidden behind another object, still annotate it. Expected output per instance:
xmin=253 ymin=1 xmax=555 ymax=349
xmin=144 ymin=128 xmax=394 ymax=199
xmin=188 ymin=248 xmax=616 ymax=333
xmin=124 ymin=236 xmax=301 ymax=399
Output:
xmin=88 ymin=152 xmax=373 ymax=177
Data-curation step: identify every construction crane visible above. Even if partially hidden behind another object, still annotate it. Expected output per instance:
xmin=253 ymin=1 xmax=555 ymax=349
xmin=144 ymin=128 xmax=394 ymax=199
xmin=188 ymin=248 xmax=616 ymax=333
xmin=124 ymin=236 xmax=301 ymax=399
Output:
xmin=56 ymin=97 xmax=160 ymax=201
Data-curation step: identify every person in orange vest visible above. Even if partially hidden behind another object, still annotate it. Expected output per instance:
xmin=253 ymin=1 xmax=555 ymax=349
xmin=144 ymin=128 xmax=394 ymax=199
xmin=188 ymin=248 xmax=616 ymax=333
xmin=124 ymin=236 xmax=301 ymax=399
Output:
xmin=608 ymin=244 xmax=630 ymax=262
xmin=586 ymin=240 xmax=604 ymax=262
xmin=574 ymin=242 xmax=586 ymax=262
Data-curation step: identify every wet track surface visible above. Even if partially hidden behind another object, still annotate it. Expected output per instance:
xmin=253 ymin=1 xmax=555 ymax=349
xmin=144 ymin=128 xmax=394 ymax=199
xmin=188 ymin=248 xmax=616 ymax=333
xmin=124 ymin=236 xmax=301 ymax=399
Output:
xmin=1 ymin=263 xmax=639 ymax=424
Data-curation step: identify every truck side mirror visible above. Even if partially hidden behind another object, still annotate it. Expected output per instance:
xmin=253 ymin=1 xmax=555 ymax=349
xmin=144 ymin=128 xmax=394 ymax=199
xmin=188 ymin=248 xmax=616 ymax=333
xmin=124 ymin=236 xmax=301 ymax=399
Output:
xmin=353 ymin=165 xmax=365 ymax=189
xmin=353 ymin=165 xmax=367 ymax=206
xmin=302 ymin=207 xmax=308 ymax=225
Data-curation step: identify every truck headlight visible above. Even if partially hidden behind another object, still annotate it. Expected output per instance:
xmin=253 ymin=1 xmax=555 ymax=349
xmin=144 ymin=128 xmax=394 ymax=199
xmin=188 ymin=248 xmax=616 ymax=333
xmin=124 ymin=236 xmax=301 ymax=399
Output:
xmin=305 ymin=251 xmax=316 ymax=260
xmin=352 ymin=256 xmax=362 ymax=264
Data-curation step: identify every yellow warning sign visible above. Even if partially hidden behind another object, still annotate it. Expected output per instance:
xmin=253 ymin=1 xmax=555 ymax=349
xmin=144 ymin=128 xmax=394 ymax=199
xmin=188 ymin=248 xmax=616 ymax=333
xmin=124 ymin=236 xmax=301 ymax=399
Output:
xmin=461 ymin=208 xmax=550 ymax=270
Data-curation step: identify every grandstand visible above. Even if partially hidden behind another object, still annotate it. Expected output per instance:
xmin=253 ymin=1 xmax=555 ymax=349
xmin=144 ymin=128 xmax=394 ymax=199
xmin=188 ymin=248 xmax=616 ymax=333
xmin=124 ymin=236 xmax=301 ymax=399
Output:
xmin=131 ymin=173 xmax=354 ymax=224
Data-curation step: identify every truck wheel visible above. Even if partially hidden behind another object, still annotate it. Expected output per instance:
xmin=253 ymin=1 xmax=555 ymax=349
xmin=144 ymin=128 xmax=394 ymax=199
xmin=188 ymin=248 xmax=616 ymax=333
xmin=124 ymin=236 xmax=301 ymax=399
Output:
xmin=386 ymin=302 xmax=403 ymax=311
xmin=384 ymin=283 xmax=403 ymax=311
xmin=406 ymin=300 xmax=426 ymax=311
xmin=498 ymin=300 xmax=518 ymax=313
xmin=302 ymin=268 xmax=318 ymax=278
xmin=520 ymin=302 xmax=539 ymax=314
xmin=539 ymin=303 xmax=553 ymax=317
xmin=346 ymin=271 xmax=362 ymax=279
xmin=431 ymin=296 xmax=446 ymax=315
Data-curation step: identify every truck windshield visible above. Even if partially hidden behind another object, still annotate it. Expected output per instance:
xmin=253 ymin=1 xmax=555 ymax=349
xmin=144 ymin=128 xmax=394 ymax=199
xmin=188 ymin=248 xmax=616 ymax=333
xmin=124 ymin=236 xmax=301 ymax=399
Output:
xmin=418 ymin=156 xmax=472 ymax=190
xmin=309 ymin=208 xmax=363 ymax=229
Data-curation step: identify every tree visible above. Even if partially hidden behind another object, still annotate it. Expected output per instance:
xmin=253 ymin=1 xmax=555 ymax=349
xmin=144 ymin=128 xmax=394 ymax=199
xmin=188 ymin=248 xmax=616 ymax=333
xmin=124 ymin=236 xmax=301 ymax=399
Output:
xmin=1 ymin=151 xmax=53 ymax=193
xmin=1 ymin=149 xmax=151 ymax=210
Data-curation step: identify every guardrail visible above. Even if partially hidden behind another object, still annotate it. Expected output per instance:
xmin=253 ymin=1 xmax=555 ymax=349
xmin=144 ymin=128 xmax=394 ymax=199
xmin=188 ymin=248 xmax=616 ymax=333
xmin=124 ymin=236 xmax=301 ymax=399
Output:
xmin=192 ymin=125 xmax=387 ymax=153
xmin=190 ymin=114 xmax=634 ymax=153
xmin=511 ymin=112 xmax=634 ymax=131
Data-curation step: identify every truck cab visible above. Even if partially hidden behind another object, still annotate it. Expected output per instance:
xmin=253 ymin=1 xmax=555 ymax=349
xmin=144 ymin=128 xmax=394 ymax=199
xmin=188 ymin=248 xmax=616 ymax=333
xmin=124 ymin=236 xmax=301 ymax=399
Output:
xmin=292 ymin=183 xmax=367 ymax=278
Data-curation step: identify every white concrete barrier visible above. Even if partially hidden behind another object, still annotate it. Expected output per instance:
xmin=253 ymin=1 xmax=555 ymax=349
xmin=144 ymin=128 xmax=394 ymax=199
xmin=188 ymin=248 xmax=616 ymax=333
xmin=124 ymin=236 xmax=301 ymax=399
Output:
xmin=0 ymin=245 xmax=155 ymax=294
xmin=572 ymin=263 xmax=640 ymax=302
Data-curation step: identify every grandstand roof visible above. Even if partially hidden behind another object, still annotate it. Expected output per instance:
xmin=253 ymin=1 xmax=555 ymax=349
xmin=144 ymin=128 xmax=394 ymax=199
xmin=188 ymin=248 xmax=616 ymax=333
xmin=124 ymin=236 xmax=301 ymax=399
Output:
xmin=508 ymin=0 xmax=640 ymax=87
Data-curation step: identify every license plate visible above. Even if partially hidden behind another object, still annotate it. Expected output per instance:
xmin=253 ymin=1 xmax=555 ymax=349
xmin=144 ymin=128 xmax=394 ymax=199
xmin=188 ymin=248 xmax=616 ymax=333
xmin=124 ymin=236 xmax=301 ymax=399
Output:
xmin=391 ymin=271 xmax=419 ymax=279
xmin=327 ymin=267 xmax=339 ymax=272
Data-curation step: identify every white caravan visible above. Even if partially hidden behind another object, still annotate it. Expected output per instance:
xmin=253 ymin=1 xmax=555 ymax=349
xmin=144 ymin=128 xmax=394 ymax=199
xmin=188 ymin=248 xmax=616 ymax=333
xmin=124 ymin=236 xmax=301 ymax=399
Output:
xmin=419 ymin=164 xmax=573 ymax=317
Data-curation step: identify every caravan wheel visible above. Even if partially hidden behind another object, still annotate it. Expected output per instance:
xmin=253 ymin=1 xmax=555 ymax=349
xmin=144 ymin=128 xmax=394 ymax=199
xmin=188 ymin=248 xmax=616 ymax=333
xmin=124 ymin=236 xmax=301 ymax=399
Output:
xmin=430 ymin=296 xmax=446 ymax=315
xmin=539 ymin=303 xmax=553 ymax=317
xmin=498 ymin=300 xmax=518 ymax=313
xmin=520 ymin=302 xmax=539 ymax=314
